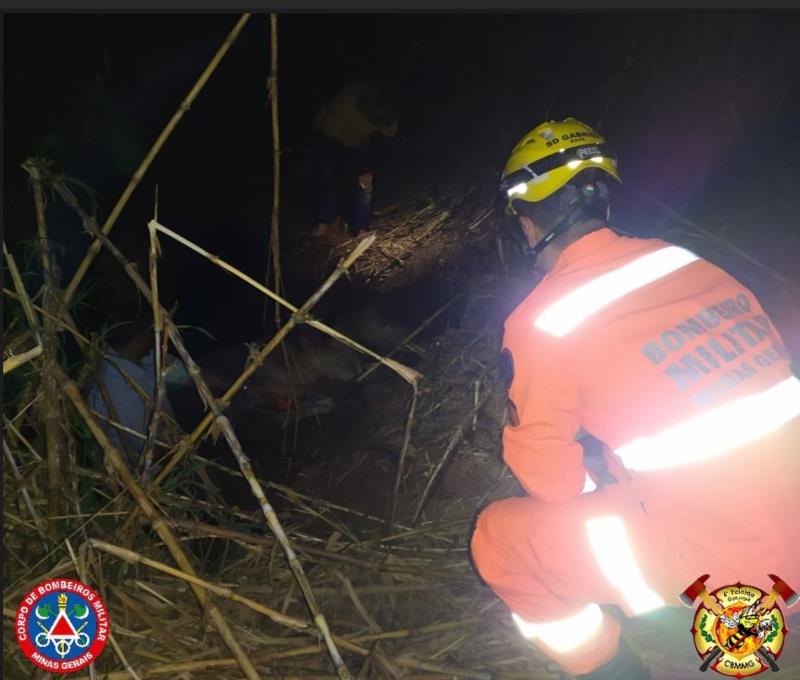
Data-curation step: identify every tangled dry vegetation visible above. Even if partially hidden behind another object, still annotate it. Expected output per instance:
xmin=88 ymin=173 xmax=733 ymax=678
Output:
xmin=2 ymin=155 xmax=574 ymax=680
xmin=285 ymin=178 xmax=496 ymax=293
xmin=8 ymin=167 xmax=800 ymax=680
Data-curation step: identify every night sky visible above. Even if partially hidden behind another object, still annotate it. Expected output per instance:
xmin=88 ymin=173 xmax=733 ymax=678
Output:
xmin=5 ymin=12 xmax=800 ymax=352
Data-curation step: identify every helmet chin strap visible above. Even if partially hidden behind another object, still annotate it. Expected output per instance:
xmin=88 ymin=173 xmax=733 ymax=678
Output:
xmin=523 ymin=204 xmax=589 ymax=268
xmin=519 ymin=180 xmax=609 ymax=268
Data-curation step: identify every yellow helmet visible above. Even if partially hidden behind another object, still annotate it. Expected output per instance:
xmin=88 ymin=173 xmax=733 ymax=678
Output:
xmin=500 ymin=118 xmax=620 ymax=214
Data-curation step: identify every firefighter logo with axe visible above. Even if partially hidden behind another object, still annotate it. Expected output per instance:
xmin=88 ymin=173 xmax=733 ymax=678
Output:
xmin=680 ymin=574 xmax=797 ymax=676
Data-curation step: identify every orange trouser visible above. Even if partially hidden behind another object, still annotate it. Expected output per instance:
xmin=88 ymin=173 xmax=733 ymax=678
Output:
xmin=472 ymin=484 xmax=650 ymax=675
xmin=471 ymin=424 xmax=800 ymax=675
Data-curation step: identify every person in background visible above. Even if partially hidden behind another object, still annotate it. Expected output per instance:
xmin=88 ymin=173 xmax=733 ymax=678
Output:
xmin=311 ymin=81 xmax=400 ymax=238
xmin=86 ymin=316 xmax=187 ymax=474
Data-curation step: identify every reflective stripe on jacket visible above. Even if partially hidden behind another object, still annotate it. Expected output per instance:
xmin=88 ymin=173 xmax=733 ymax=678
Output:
xmin=502 ymin=227 xmax=796 ymax=502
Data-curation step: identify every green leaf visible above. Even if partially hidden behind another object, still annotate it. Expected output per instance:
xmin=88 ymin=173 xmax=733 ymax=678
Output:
xmin=764 ymin=614 xmax=780 ymax=644
xmin=69 ymin=603 xmax=88 ymax=618
xmin=699 ymin=613 xmax=716 ymax=644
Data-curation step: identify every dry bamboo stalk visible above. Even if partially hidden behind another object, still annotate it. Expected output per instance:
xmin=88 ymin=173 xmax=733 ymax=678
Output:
xmin=357 ymin=293 xmax=462 ymax=382
xmin=63 ymin=13 xmax=252 ymax=304
xmin=70 ymin=618 xmax=484 ymax=679
xmin=3 ymin=438 xmax=47 ymax=536
xmin=357 ymin=648 xmax=375 ymax=680
xmin=240 ymin=583 xmax=449 ymax=597
xmin=2 ymin=345 xmax=43 ymax=374
xmin=353 ymin=617 xmax=481 ymax=643
xmin=140 ymin=223 xmax=167 ymax=480
xmin=7 ymin=183 xmax=91 ymax=531
xmin=109 ymin=586 xmax=191 ymax=655
xmin=3 ymin=416 xmax=42 ymax=463
xmin=4 ymin=482 xmax=136 ymax=599
xmin=295 ymin=545 xmax=454 ymax=579
xmin=58 ymin=373 xmax=261 ymax=680
xmin=4 ymin=235 xmax=92 ymax=357
xmin=129 ymin=640 xmax=492 ymax=679
xmin=77 ymin=674 xmax=474 ymax=680
xmin=270 ymin=483 xmax=360 ymax=543
xmin=265 ymin=13 xmax=283 ymax=326
xmin=65 ymin=542 xmax=120 ymax=680
xmin=87 ymin=540 xmax=381 ymax=664
xmin=2 ymin=289 xmax=91 ymax=345
xmin=393 ymin=656 xmax=491 ymax=680
xmin=89 ymin=539 xmax=310 ymax=631
xmin=3 ymin=240 xmax=41 ymax=340
xmin=334 ymin=571 xmax=382 ymax=634
xmin=3 ymin=327 xmax=35 ymax=356
xmin=88 ymin=408 xmax=167 ymax=446
xmin=389 ymin=384 xmax=418 ymax=531
xmin=371 ymin=642 xmax=402 ymax=680
xmin=150 ymin=220 xmax=419 ymax=385
xmin=24 ymin=160 xmax=65 ymax=532
xmin=150 ymin=225 xmax=379 ymax=481
xmin=108 ymin=635 xmax=143 ymax=680
xmin=189 ymin=455 xmax=416 ymax=530
xmin=90 ymin=372 xmax=137 ymax=466
xmin=50 ymin=187 xmax=358 ymax=678
xmin=4 ymin=557 xmax=81 ymax=607
xmin=411 ymin=391 xmax=493 ymax=526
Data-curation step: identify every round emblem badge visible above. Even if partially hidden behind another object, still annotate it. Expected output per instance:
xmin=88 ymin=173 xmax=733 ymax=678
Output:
xmin=691 ymin=582 xmax=787 ymax=677
xmin=15 ymin=578 xmax=110 ymax=673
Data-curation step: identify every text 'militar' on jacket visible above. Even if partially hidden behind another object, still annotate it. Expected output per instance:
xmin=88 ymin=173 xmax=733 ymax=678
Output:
xmin=502 ymin=228 xmax=795 ymax=502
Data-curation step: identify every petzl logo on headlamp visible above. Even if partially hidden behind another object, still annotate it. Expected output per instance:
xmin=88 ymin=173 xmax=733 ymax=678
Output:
xmin=576 ymin=146 xmax=602 ymax=160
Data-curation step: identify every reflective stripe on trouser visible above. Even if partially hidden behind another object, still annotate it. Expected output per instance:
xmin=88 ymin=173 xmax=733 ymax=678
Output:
xmin=511 ymin=606 xmax=621 ymax=676
xmin=470 ymin=490 xmax=667 ymax=675
xmin=586 ymin=516 xmax=664 ymax=615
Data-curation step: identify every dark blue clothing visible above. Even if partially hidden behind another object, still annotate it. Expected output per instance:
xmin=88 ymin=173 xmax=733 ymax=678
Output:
xmin=312 ymin=133 xmax=373 ymax=233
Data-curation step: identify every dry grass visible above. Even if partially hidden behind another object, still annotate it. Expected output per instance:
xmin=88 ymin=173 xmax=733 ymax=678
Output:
xmin=2 ymin=158 xmax=561 ymax=680
xmin=287 ymin=180 xmax=497 ymax=292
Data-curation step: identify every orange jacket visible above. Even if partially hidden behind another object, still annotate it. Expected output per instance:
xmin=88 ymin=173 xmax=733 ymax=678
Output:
xmin=502 ymin=227 xmax=797 ymax=503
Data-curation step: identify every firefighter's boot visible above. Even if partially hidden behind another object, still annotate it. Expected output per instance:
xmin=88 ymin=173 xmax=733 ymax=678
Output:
xmin=574 ymin=638 xmax=650 ymax=680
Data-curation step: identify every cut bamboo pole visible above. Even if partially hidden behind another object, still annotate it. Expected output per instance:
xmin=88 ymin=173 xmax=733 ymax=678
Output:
xmin=150 ymin=220 xmax=420 ymax=385
xmin=86 ymin=539 xmax=383 ymax=661
xmin=357 ymin=294 xmax=462 ymax=382
xmin=389 ymin=384 xmax=418 ymax=531
xmin=2 ymin=289 xmax=90 ymax=345
xmin=47 ymin=177 xmax=357 ymax=679
xmin=334 ymin=571 xmax=382 ymax=634
xmin=24 ymin=160 xmax=65 ymax=533
xmin=2 ymin=345 xmax=43 ymax=374
xmin=3 ymin=438 xmax=47 ymax=537
xmin=3 ymin=240 xmax=41 ymax=341
xmin=58 ymin=372 xmax=262 ymax=680
xmin=411 ymin=390 xmax=492 ymax=526
xmin=140 ymin=222 xmax=168 ymax=480
xmin=147 ymin=223 xmax=412 ymax=480
xmin=265 ymin=13 xmax=283 ymax=326
xmin=68 ymin=617 xmax=484 ymax=680
xmin=109 ymin=586 xmax=190 ymax=656
xmin=62 ymin=13 xmax=252 ymax=305
xmin=89 ymin=539 xmax=310 ymax=631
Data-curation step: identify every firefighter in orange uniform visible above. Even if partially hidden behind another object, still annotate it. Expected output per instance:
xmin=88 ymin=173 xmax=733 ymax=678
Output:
xmin=470 ymin=118 xmax=800 ymax=679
